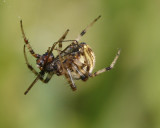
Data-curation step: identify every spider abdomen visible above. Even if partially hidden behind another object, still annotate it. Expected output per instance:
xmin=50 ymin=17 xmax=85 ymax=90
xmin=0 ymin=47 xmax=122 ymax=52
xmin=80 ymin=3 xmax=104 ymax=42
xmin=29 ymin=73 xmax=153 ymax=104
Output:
xmin=58 ymin=43 xmax=96 ymax=80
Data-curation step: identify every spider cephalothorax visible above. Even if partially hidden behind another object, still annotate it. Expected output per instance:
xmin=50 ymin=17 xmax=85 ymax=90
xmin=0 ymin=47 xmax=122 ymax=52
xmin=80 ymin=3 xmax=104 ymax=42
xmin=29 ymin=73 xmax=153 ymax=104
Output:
xmin=36 ymin=52 xmax=54 ymax=71
xmin=21 ymin=15 xmax=120 ymax=95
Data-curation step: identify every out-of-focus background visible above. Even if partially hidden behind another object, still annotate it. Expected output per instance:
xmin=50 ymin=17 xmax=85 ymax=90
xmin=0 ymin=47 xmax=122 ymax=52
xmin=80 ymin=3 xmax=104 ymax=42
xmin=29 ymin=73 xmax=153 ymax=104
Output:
xmin=0 ymin=0 xmax=160 ymax=128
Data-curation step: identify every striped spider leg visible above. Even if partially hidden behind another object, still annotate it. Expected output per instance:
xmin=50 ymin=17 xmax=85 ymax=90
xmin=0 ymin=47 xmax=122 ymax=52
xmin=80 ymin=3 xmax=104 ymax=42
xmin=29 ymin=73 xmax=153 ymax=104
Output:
xmin=20 ymin=20 xmax=69 ymax=94
xmin=23 ymin=45 xmax=54 ymax=95
xmin=74 ymin=15 xmax=101 ymax=42
xmin=58 ymin=15 xmax=120 ymax=90
xmin=71 ymin=15 xmax=121 ymax=80
xmin=89 ymin=49 xmax=121 ymax=77
xmin=72 ymin=15 xmax=102 ymax=80
xmin=53 ymin=40 xmax=79 ymax=91
xmin=20 ymin=20 xmax=40 ymax=58
xmin=53 ymin=15 xmax=102 ymax=91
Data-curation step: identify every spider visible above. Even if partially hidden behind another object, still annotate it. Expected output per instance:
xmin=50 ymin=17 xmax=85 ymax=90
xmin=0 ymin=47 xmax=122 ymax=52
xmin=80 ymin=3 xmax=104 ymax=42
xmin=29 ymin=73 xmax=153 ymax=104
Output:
xmin=20 ymin=15 xmax=121 ymax=95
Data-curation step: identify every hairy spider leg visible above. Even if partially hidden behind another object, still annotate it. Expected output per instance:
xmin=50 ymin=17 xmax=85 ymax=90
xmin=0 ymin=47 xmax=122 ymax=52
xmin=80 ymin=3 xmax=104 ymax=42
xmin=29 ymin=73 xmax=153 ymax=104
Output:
xmin=90 ymin=49 xmax=121 ymax=77
xmin=74 ymin=15 xmax=101 ymax=43
xmin=20 ymin=20 xmax=40 ymax=58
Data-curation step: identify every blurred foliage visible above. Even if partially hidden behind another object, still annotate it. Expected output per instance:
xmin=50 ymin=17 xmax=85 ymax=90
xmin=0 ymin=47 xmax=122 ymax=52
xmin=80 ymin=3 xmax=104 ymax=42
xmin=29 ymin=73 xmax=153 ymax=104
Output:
xmin=0 ymin=0 xmax=160 ymax=128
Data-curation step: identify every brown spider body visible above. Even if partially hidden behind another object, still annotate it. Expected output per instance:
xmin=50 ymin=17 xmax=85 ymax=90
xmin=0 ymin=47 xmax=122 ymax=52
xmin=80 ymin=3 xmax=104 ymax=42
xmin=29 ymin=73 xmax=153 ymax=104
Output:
xmin=20 ymin=15 xmax=121 ymax=95
xmin=37 ymin=42 xmax=95 ymax=81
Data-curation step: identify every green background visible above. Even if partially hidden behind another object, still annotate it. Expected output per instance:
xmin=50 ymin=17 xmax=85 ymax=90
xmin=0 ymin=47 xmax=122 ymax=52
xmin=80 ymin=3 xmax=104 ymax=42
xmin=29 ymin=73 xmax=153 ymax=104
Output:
xmin=0 ymin=0 xmax=160 ymax=128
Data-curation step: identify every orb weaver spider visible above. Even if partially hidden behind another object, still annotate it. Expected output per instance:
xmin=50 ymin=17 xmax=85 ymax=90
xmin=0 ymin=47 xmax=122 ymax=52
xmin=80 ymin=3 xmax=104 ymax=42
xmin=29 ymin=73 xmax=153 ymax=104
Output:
xmin=20 ymin=15 xmax=121 ymax=95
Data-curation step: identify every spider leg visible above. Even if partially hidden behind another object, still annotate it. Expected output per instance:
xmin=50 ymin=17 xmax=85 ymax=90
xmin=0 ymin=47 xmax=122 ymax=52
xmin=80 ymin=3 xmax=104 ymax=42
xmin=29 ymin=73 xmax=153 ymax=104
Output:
xmin=44 ymin=31 xmax=77 ymax=84
xmin=53 ymin=35 xmax=80 ymax=78
xmin=24 ymin=45 xmax=39 ymax=76
xmin=20 ymin=20 xmax=40 ymax=58
xmin=72 ymin=63 xmax=88 ymax=81
xmin=24 ymin=29 xmax=66 ymax=95
xmin=65 ymin=68 xmax=77 ymax=91
xmin=74 ymin=15 xmax=101 ymax=43
xmin=24 ymin=72 xmax=54 ymax=95
xmin=57 ymin=45 xmax=76 ymax=91
xmin=47 ymin=47 xmax=51 ymax=52
xmin=57 ymin=30 xmax=71 ymax=50
xmin=57 ymin=40 xmax=79 ymax=50
xmin=90 ymin=49 xmax=121 ymax=77
xmin=43 ymin=29 xmax=70 ymax=76
xmin=48 ymin=29 xmax=69 ymax=60
xmin=24 ymin=75 xmax=40 ymax=95
xmin=53 ymin=40 xmax=80 ymax=58
xmin=53 ymin=40 xmax=78 ymax=51
xmin=24 ymin=45 xmax=54 ymax=82
xmin=42 ymin=72 xmax=54 ymax=83
xmin=24 ymin=45 xmax=54 ymax=93
xmin=48 ymin=30 xmax=72 ymax=88
xmin=74 ymin=45 xmax=92 ymax=81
